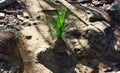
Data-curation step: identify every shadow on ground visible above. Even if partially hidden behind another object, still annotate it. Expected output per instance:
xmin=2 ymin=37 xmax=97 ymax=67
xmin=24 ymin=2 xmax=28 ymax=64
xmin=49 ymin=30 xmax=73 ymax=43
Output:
xmin=33 ymin=1 xmax=120 ymax=73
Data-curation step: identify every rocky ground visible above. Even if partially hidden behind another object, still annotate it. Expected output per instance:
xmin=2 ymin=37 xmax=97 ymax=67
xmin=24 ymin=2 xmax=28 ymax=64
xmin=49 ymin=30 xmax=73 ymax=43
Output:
xmin=0 ymin=0 xmax=120 ymax=73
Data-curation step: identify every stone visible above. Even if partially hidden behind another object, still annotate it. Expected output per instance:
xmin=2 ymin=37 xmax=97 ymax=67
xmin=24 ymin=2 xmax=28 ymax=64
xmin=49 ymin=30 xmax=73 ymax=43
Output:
xmin=23 ymin=12 xmax=30 ymax=19
xmin=0 ymin=0 xmax=16 ymax=9
xmin=0 ymin=12 xmax=5 ymax=19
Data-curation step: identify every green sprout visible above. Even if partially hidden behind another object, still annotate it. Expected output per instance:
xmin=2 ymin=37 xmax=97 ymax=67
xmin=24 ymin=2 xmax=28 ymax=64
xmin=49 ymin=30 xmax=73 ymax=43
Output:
xmin=55 ymin=9 xmax=68 ymax=40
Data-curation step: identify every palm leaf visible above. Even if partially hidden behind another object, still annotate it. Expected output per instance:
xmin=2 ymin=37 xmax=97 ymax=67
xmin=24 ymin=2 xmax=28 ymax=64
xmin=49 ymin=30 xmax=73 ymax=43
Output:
xmin=55 ymin=9 xmax=68 ymax=39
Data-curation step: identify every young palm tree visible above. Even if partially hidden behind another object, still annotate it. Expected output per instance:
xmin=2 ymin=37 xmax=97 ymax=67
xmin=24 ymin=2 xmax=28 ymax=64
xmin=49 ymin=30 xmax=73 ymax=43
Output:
xmin=53 ymin=9 xmax=69 ymax=54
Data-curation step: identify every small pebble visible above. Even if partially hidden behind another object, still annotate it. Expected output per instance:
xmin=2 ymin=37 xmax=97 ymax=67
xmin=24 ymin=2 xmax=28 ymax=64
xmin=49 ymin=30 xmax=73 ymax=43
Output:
xmin=0 ymin=12 xmax=5 ymax=19
xmin=23 ymin=12 xmax=30 ymax=19
xmin=17 ymin=15 xmax=25 ymax=21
